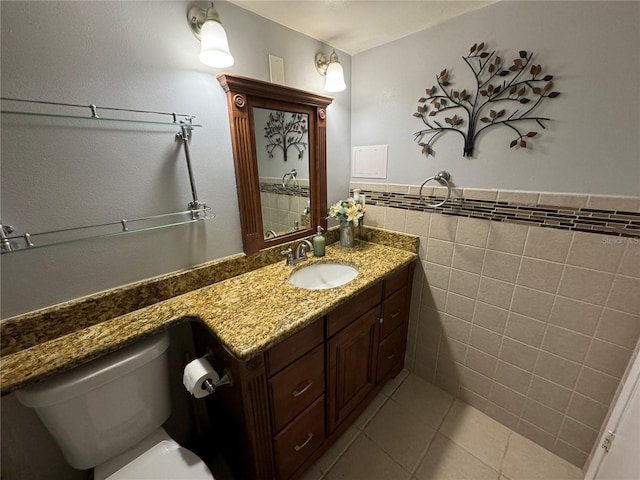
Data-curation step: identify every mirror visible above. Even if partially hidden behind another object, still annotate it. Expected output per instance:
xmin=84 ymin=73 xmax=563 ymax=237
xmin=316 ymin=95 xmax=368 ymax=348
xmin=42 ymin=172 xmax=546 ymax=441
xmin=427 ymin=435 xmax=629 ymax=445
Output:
xmin=254 ymin=107 xmax=310 ymax=238
xmin=217 ymin=73 xmax=333 ymax=255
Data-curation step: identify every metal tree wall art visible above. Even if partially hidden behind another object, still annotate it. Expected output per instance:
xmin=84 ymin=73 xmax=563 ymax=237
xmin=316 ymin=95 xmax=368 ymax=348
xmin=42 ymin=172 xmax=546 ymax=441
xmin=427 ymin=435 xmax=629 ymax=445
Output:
xmin=264 ymin=111 xmax=308 ymax=162
xmin=413 ymin=42 xmax=560 ymax=157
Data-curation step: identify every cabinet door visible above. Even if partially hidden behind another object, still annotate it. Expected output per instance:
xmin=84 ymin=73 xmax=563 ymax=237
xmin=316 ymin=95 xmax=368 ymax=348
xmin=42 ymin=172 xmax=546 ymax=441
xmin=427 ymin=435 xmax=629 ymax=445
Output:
xmin=327 ymin=307 xmax=380 ymax=433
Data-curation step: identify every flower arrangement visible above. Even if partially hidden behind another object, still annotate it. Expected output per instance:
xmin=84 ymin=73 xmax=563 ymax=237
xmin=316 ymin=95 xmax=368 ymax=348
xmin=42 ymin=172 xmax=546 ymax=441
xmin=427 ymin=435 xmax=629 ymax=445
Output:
xmin=328 ymin=197 xmax=366 ymax=226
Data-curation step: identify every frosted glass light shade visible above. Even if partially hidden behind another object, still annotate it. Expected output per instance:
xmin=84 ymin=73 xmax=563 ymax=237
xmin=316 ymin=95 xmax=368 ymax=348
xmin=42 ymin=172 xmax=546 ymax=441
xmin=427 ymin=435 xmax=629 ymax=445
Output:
xmin=324 ymin=61 xmax=346 ymax=92
xmin=199 ymin=20 xmax=234 ymax=68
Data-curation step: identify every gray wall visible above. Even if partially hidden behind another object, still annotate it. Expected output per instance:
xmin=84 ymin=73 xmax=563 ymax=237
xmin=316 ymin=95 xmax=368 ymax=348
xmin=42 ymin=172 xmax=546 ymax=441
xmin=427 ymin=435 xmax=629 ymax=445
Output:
xmin=351 ymin=1 xmax=640 ymax=196
xmin=0 ymin=1 xmax=351 ymax=319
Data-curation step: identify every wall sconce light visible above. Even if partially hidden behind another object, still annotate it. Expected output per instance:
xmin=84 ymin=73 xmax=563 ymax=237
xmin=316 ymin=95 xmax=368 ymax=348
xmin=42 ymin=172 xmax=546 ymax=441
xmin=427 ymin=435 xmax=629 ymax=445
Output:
xmin=315 ymin=50 xmax=347 ymax=92
xmin=187 ymin=3 xmax=234 ymax=68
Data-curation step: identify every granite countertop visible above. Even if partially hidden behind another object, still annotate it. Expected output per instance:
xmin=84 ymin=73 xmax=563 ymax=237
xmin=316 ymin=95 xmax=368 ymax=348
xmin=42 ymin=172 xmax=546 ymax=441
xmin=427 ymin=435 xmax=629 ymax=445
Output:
xmin=1 ymin=238 xmax=417 ymax=394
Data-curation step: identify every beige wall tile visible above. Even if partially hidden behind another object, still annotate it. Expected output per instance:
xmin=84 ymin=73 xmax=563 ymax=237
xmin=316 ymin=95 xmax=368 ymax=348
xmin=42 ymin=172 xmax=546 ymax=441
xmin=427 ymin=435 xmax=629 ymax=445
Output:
xmin=584 ymin=339 xmax=633 ymax=377
xmin=465 ymin=347 xmax=497 ymax=378
xmin=421 ymin=285 xmax=447 ymax=311
xmin=549 ymin=296 xmax=603 ymax=336
xmin=485 ymin=403 xmax=519 ymax=430
xmin=455 ymin=217 xmax=490 ymax=247
xmin=405 ymin=210 xmax=431 ymax=237
xmin=607 ymin=275 xmax=640 ymax=315
xmin=448 ymin=269 xmax=480 ymax=298
xmin=497 ymin=190 xmax=540 ymax=205
xmin=430 ymin=213 xmax=458 ymax=241
xmin=494 ymin=361 xmax=532 ymax=395
xmin=487 ymin=221 xmax=529 ymax=254
xmin=586 ymin=195 xmax=640 ymax=212
xmin=553 ymin=440 xmax=589 ymax=469
xmin=516 ymin=258 xmax=564 ymax=294
xmin=505 ymin=312 xmax=546 ymax=347
xmin=542 ymin=325 xmax=591 ymax=363
xmin=440 ymin=313 xmax=472 ymax=343
xmin=386 ymin=184 xmax=410 ymax=194
xmin=538 ymin=193 xmax=588 ymax=209
xmin=534 ymin=351 xmax=581 ymax=389
xmin=618 ymin=241 xmax=640 ymax=277
xmin=362 ymin=204 xmax=385 ymax=227
xmin=435 ymin=361 xmax=461 ymax=396
xmin=477 ymin=277 xmax=515 ymax=310
xmin=503 ymin=432 xmax=583 ymax=480
xmin=458 ymin=387 xmax=490 ymax=412
xmin=483 ymin=250 xmax=521 ymax=283
xmin=473 ymin=301 xmax=508 ymax=334
xmin=511 ymin=286 xmax=555 ymax=321
xmin=440 ymin=337 xmax=468 ymax=365
xmin=595 ymin=308 xmax=640 ymax=349
xmin=557 ymin=266 xmax=615 ymax=306
xmin=566 ymin=392 xmax=609 ymax=430
xmin=567 ymin=231 xmax=625 ymax=273
xmin=463 ymin=188 xmax=498 ymax=201
xmin=445 ymin=292 xmax=476 ymax=322
xmin=521 ymin=398 xmax=563 ymax=435
xmin=575 ymin=367 xmax=620 ymax=405
xmin=461 ymin=367 xmax=493 ymax=398
xmin=488 ymin=382 xmax=525 ymax=416
xmin=452 ymin=244 xmax=485 ymax=274
xmin=469 ymin=325 xmax=502 ymax=357
xmin=423 ymin=261 xmax=451 ymax=290
xmin=500 ymin=337 xmax=539 ymax=372
xmin=524 ymin=227 xmax=572 ymax=263
xmin=384 ymin=207 xmax=407 ymax=232
xmin=412 ymin=345 xmax=438 ymax=383
xmin=528 ymin=375 xmax=572 ymax=412
xmin=558 ymin=417 xmax=599 ymax=454
xmin=415 ymin=433 xmax=500 ymax=480
xmin=515 ymin=419 xmax=557 ymax=451
xmin=440 ymin=400 xmax=510 ymax=470
xmin=416 ymin=309 xmax=442 ymax=352
xmin=426 ymin=238 xmax=454 ymax=266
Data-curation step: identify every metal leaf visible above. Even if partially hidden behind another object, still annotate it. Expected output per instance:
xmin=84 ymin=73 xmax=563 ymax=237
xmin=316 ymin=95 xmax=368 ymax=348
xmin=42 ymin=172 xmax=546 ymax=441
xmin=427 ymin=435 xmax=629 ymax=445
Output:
xmin=497 ymin=110 xmax=506 ymax=118
xmin=478 ymin=42 xmax=485 ymax=51
xmin=442 ymin=81 xmax=450 ymax=86
xmin=480 ymin=90 xmax=488 ymax=96
xmin=470 ymin=43 xmax=477 ymax=53
xmin=429 ymin=111 xmax=437 ymax=116
xmin=499 ymin=71 xmax=510 ymax=76
xmin=548 ymin=92 xmax=560 ymax=98
xmin=495 ymin=56 xmax=502 ymax=65
xmin=520 ymin=139 xmax=527 ymax=148
xmin=480 ymin=52 xmax=490 ymax=58
xmin=419 ymin=97 xmax=427 ymax=103
xmin=445 ymin=117 xmax=453 ymax=125
xmin=519 ymin=98 xmax=531 ymax=104
xmin=490 ymin=110 xmax=497 ymax=118
xmin=433 ymin=101 xmax=441 ymax=109
xmin=543 ymin=75 xmax=554 ymax=81
xmin=481 ymin=117 xmax=492 ymax=123
xmin=533 ymin=87 xmax=542 ymax=95
xmin=412 ymin=112 xmax=421 ymax=118
xmin=509 ymin=85 xmax=517 ymax=95
xmin=519 ymin=50 xmax=527 ymax=58
xmin=544 ymin=81 xmax=553 ymax=91
xmin=510 ymin=140 xmax=518 ymax=148
xmin=440 ymin=69 xmax=447 ymax=77
xmin=526 ymin=131 xmax=538 ymax=137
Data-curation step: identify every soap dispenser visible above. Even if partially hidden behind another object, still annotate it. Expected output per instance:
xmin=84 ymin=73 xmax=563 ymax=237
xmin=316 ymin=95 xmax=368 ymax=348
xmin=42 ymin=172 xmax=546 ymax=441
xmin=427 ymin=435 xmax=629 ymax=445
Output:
xmin=313 ymin=226 xmax=325 ymax=257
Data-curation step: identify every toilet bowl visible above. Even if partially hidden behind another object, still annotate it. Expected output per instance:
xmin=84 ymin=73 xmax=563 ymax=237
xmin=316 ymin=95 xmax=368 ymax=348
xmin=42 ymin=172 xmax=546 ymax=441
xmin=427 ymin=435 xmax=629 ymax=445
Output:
xmin=16 ymin=332 xmax=214 ymax=479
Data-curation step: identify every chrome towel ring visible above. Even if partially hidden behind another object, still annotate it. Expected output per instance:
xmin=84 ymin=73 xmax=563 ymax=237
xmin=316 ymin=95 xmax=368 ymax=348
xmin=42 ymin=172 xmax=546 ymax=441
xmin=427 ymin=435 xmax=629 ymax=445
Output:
xmin=419 ymin=171 xmax=452 ymax=208
xmin=282 ymin=169 xmax=298 ymax=190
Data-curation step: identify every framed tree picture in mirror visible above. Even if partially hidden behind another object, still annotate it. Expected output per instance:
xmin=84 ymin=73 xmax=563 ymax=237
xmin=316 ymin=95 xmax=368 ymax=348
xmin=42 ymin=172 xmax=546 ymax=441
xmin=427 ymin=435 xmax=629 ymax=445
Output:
xmin=217 ymin=73 xmax=333 ymax=255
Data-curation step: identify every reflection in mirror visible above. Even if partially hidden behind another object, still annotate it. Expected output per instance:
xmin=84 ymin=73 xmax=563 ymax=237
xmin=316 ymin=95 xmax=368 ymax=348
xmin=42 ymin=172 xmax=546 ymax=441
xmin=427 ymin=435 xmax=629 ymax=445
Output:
xmin=254 ymin=107 xmax=310 ymax=239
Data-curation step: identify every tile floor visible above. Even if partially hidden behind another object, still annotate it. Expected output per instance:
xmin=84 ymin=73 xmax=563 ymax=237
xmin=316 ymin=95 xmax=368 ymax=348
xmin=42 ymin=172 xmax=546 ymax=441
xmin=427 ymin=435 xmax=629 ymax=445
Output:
xmin=299 ymin=370 xmax=584 ymax=480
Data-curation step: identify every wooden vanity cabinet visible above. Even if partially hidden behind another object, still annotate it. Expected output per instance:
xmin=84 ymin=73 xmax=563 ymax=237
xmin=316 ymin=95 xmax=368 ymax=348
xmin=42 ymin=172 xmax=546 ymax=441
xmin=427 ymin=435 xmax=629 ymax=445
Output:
xmin=191 ymin=261 xmax=415 ymax=480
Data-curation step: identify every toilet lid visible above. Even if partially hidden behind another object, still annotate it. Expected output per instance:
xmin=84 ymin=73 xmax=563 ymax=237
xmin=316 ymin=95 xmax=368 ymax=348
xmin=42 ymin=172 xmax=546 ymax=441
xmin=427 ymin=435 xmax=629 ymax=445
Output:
xmin=106 ymin=440 xmax=214 ymax=480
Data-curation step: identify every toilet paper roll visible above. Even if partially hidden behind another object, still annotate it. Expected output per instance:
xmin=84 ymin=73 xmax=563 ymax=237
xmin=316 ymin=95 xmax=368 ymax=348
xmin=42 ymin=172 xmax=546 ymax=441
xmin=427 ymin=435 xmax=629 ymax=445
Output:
xmin=183 ymin=357 xmax=220 ymax=399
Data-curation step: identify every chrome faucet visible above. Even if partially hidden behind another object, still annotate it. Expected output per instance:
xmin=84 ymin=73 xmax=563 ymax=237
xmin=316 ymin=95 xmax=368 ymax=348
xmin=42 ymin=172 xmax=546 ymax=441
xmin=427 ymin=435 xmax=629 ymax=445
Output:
xmin=281 ymin=239 xmax=313 ymax=266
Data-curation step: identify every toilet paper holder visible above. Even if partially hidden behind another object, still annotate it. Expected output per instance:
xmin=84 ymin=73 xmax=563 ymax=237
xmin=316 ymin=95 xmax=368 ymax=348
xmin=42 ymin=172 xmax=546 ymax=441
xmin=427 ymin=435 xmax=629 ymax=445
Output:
xmin=202 ymin=367 xmax=233 ymax=394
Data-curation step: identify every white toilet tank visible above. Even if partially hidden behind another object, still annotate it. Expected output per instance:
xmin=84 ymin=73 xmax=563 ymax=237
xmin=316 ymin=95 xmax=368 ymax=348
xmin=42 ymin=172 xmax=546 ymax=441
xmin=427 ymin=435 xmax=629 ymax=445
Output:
xmin=16 ymin=331 xmax=172 ymax=470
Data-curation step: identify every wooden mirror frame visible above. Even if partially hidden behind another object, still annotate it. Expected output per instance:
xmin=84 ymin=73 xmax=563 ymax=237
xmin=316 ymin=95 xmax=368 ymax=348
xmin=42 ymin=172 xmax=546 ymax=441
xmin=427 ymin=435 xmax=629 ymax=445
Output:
xmin=217 ymin=73 xmax=333 ymax=255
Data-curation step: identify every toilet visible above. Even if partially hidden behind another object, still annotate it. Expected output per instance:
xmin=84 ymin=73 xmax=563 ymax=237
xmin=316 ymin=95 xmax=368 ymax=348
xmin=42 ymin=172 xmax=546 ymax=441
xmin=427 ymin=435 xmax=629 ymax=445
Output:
xmin=15 ymin=331 xmax=214 ymax=480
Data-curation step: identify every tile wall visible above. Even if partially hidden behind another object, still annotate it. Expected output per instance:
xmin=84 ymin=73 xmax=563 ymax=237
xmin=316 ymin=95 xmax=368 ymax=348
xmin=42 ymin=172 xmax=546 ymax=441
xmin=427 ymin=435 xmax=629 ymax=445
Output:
xmin=352 ymin=181 xmax=640 ymax=468
xmin=260 ymin=179 xmax=310 ymax=234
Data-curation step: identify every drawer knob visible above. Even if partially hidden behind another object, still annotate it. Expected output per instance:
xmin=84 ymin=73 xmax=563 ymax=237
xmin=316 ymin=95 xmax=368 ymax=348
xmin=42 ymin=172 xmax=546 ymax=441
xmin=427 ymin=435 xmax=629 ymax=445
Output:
xmin=379 ymin=317 xmax=384 ymax=324
xmin=294 ymin=432 xmax=314 ymax=452
xmin=292 ymin=381 xmax=313 ymax=397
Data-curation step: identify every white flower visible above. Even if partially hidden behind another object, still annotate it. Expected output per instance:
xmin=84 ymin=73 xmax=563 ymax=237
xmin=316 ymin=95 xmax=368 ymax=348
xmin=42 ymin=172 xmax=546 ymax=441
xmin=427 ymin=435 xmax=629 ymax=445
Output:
xmin=328 ymin=197 xmax=365 ymax=226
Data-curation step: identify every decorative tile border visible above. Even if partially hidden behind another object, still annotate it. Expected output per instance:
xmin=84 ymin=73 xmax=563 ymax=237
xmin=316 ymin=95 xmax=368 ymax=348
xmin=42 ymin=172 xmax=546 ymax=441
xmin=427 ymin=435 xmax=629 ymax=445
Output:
xmin=260 ymin=182 xmax=310 ymax=197
xmin=361 ymin=189 xmax=640 ymax=238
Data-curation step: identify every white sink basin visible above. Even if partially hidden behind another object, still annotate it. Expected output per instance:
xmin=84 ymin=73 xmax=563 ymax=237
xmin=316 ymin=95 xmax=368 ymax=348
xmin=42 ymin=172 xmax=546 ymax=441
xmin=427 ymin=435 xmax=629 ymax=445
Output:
xmin=289 ymin=262 xmax=359 ymax=290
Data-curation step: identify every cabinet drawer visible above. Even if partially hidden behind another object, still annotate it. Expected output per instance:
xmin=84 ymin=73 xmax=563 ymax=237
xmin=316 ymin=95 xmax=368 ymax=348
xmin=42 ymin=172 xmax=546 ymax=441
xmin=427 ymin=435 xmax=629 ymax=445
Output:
xmin=380 ymin=287 xmax=407 ymax=339
xmin=267 ymin=320 xmax=324 ymax=376
xmin=269 ymin=345 xmax=324 ymax=433
xmin=327 ymin=281 xmax=382 ymax=337
xmin=377 ymin=326 xmax=404 ymax=383
xmin=383 ymin=265 xmax=409 ymax=298
xmin=274 ymin=395 xmax=325 ymax=480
